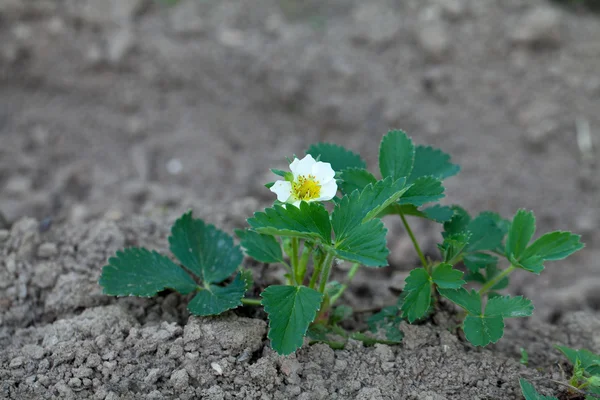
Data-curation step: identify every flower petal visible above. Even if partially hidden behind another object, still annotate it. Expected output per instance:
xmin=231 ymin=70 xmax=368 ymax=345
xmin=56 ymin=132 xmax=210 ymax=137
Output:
xmin=270 ymin=180 xmax=292 ymax=203
xmin=311 ymin=161 xmax=335 ymax=183
xmin=289 ymin=154 xmax=316 ymax=177
xmin=316 ymin=179 xmax=338 ymax=201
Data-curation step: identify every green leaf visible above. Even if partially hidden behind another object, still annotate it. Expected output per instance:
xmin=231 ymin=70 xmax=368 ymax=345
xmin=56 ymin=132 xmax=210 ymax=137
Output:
xmin=401 ymin=268 xmax=432 ymax=322
xmin=332 ymin=177 xmax=409 ymax=240
xmin=437 ymin=287 xmax=482 ymax=315
xmin=465 ymin=213 xmax=505 ymax=252
xmin=248 ymin=202 xmax=332 ymax=243
xmin=521 ymin=231 xmax=584 ymax=262
xmin=463 ymin=253 xmax=498 ymax=273
xmin=379 ymin=130 xmax=415 ymax=180
xmin=100 ymin=248 xmax=198 ymax=297
xmin=506 ymin=209 xmax=536 ymax=260
xmin=431 ymin=263 xmax=465 ymax=289
xmin=339 ymin=168 xmax=377 ymax=195
xmin=555 ymin=345 xmax=600 ymax=375
xmin=306 ymin=143 xmax=366 ymax=172
xmin=421 ymin=205 xmax=456 ymax=222
xmin=187 ymin=273 xmax=246 ymax=316
xmin=332 ymin=219 xmax=389 ymax=267
xmin=169 ymin=211 xmax=242 ymax=284
xmin=484 ymin=295 xmax=534 ymax=318
xmin=376 ymin=204 xmax=455 ymax=223
xmin=408 ymin=145 xmax=460 ymax=184
xmin=261 ymin=285 xmax=324 ymax=355
xmin=438 ymin=233 xmax=471 ymax=265
xmin=519 ymin=379 xmax=559 ymax=400
xmin=367 ymin=306 xmax=404 ymax=343
xmin=398 ymin=176 xmax=444 ymax=206
xmin=443 ymin=206 xmax=471 ymax=237
xmin=463 ymin=314 xmax=504 ymax=346
xmin=236 ymin=229 xmax=283 ymax=264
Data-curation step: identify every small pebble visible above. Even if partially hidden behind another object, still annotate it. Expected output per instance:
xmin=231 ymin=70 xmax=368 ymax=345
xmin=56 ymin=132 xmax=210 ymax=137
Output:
xmin=37 ymin=242 xmax=58 ymax=258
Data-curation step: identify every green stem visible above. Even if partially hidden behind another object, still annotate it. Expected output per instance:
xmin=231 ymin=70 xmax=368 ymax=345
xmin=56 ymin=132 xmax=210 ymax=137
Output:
xmin=296 ymin=244 xmax=313 ymax=285
xmin=291 ymin=238 xmax=300 ymax=285
xmin=309 ymin=251 xmax=325 ymax=289
xmin=318 ymin=252 xmax=335 ymax=293
xmin=399 ymin=210 xmax=428 ymax=271
xmin=478 ymin=265 xmax=516 ymax=295
xmin=241 ymin=298 xmax=262 ymax=306
xmin=329 ymin=263 xmax=360 ymax=305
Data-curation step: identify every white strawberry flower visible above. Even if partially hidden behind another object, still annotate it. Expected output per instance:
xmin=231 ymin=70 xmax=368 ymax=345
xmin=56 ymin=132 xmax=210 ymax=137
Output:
xmin=270 ymin=154 xmax=338 ymax=207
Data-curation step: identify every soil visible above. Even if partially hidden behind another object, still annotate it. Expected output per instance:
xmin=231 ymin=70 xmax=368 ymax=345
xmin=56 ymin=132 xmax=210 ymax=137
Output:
xmin=1 ymin=0 xmax=599 ymax=399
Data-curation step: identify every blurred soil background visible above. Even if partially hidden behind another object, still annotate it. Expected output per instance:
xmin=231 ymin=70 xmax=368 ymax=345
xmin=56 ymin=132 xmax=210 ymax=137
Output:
xmin=1 ymin=0 xmax=600 ymax=321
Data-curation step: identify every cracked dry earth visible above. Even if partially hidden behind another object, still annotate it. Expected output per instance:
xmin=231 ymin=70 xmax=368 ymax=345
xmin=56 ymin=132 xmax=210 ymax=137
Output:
xmin=1 ymin=212 xmax=599 ymax=400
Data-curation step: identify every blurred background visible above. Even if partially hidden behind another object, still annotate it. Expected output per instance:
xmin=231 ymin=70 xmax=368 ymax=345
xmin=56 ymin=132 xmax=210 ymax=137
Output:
xmin=0 ymin=0 xmax=598 ymax=320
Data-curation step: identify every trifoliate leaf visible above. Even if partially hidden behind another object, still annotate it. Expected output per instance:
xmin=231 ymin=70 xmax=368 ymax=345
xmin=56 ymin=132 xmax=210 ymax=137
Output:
xmin=401 ymin=268 xmax=432 ymax=323
xmin=332 ymin=177 xmax=409 ymax=240
xmin=306 ymin=142 xmax=366 ymax=172
xmin=519 ymin=379 xmax=559 ymax=400
xmin=408 ymin=145 xmax=460 ymax=184
xmin=443 ymin=206 xmax=471 ymax=237
xmin=521 ymin=231 xmax=584 ymax=262
xmin=463 ymin=314 xmax=504 ymax=346
xmin=169 ymin=211 xmax=242 ymax=284
xmin=431 ymin=263 xmax=465 ymax=289
xmin=463 ymin=253 xmax=498 ymax=272
xmin=332 ymin=219 xmax=389 ymax=267
xmin=235 ymin=229 xmax=283 ymax=264
xmin=398 ymin=176 xmax=445 ymax=206
xmin=339 ymin=168 xmax=377 ymax=195
xmin=484 ymin=295 xmax=534 ymax=318
xmin=465 ymin=212 xmax=505 ymax=252
xmin=100 ymin=248 xmax=198 ymax=297
xmin=261 ymin=285 xmax=323 ymax=355
xmin=187 ymin=273 xmax=246 ymax=316
xmin=248 ymin=202 xmax=332 ymax=244
xmin=506 ymin=209 xmax=536 ymax=261
xmin=379 ymin=130 xmax=415 ymax=180
xmin=437 ymin=288 xmax=482 ymax=315
xmin=555 ymin=345 xmax=600 ymax=375
xmin=367 ymin=306 xmax=404 ymax=343
xmin=438 ymin=233 xmax=471 ymax=265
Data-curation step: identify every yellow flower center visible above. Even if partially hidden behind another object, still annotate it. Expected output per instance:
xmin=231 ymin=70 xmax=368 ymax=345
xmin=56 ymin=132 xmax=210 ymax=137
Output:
xmin=292 ymin=175 xmax=321 ymax=201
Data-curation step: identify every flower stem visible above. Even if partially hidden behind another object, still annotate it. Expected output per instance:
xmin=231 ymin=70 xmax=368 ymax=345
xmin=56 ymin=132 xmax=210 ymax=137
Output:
xmin=291 ymin=237 xmax=300 ymax=285
xmin=318 ymin=253 xmax=335 ymax=294
xmin=241 ymin=298 xmax=262 ymax=306
xmin=478 ymin=265 xmax=516 ymax=295
xmin=399 ymin=210 xmax=428 ymax=271
xmin=296 ymin=244 xmax=313 ymax=285
xmin=329 ymin=263 xmax=360 ymax=305
xmin=309 ymin=251 xmax=325 ymax=289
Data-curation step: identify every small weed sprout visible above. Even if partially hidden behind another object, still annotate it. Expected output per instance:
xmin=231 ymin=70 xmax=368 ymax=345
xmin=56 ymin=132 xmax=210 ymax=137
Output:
xmin=99 ymin=130 xmax=584 ymax=355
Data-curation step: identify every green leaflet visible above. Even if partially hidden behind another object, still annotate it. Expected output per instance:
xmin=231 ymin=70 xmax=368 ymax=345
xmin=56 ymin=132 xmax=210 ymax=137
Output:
xmin=187 ymin=274 xmax=246 ymax=316
xmin=437 ymin=288 xmax=482 ymax=315
xmin=443 ymin=206 xmax=471 ymax=237
xmin=338 ymin=168 xmax=377 ymax=195
xmin=379 ymin=130 xmax=415 ymax=180
xmin=506 ymin=209 xmax=536 ymax=260
xmin=248 ymin=202 xmax=332 ymax=243
xmin=236 ymin=229 xmax=283 ymax=264
xmin=332 ymin=218 xmax=389 ymax=267
xmin=485 ymin=295 xmax=534 ymax=318
xmin=463 ymin=253 xmax=498 ymax=272
xmin=398 ymin=176 xmax=445 ymax=206
xmin=431 ymin=263 xmax=465 ymax=289
xmin=464 ymin=213 xmax=505 ymax=252
xmin=438 ymin=233 xmax=471 ymax=265
xmin=332 ymin=177 xmax=409 ymax=241
xmin=261 ymin=285 xmax=323 ymax=355
xmin=377 ymin=204 xmax=455 ymax=223
xmin=306 ymin=142 xmax=366 ymax=172
xmin=463 ymin=315 xmax=504 ymax=347
xmin=519 ymin=379 xmax=559 ymax=400
xmin=367 ymin=306 xmax=404 ymax=343
xmin=100 ymin=248 xmax=198 ymax=297
xmin=169 ymin=211 xmax=243 ymax=284
xmin=401 ymin=268 xmax=432 ymax=322
xmin=408 ymin=145 xmax=460 ymax=184
xmin=521 ymin=231 xmax=584 ymax=262
xmin=555 ymin=345 xmax=600 ymax=375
